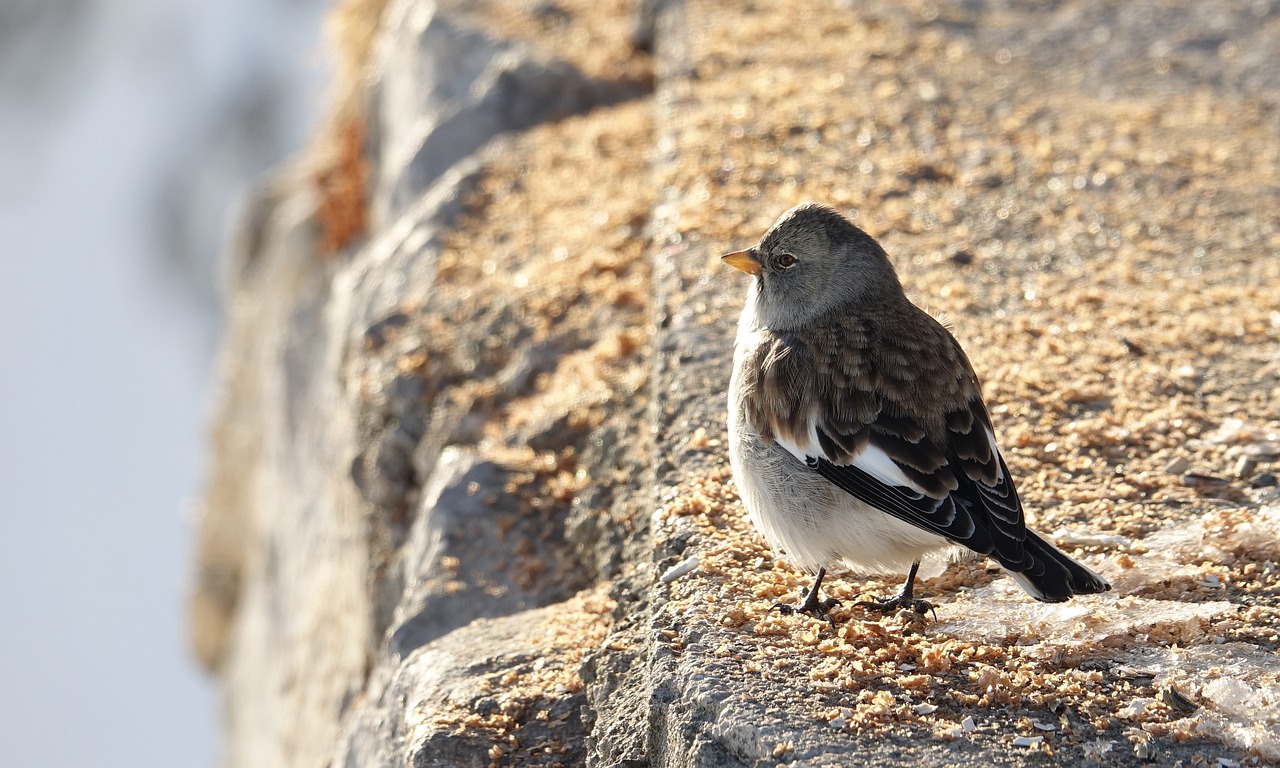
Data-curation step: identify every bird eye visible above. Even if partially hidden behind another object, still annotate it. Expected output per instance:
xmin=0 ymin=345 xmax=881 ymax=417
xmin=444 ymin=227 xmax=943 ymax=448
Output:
xmin=774 ymin=253 xmax=797 ymax=269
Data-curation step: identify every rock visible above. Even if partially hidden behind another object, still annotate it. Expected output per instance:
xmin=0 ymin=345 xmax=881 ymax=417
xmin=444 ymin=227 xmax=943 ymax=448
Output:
xmin=368 ymin=0 xmax=627 ymax=225
xmin=1252 ymin=472 xmax=1278 ymax=489
xmin=334 ymin=591 xmax=616 ymax=768
xmin=193 ymin=160 xmax=375 ymax=768
xmin=385 ymin=447 xmax=587 ymax=660
xmin=193 ymin=0 xmax=1280 ymax=766
xmin=192 ymin=2 xmax=649 ymax=761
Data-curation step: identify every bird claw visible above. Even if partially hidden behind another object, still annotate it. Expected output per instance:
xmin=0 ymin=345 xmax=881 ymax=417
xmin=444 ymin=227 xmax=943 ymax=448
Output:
xmin=772 ymin=594 xmax=842 ymax=628
xmin=855 ymin=595 xmax=937 ymax=621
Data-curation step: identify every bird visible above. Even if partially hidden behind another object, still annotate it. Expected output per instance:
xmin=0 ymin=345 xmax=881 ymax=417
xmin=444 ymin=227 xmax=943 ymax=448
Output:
xmin=723 ymin=202 xmax=1111 ymax=622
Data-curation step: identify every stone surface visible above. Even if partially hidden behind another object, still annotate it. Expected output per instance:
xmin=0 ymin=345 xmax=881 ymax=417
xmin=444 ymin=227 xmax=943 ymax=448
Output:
xmin=334 ymin=589 xmax=616 ymax=768
xmin=194 ymin=162 xmax=373 ymax=768
xmin=195 ymin=12 xmax=647 ymax=766
xmin=194 ymin=0 xmax=1280 ymax=766
xmin=368 ymin=0 xmax=639 ymax=225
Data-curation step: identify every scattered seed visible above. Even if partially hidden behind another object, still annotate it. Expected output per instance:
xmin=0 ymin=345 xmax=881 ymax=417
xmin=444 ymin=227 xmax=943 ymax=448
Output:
xmin=660 ymin=555 xmax=699 ymax=583
xmin=1182 ymin=472 xmax=1230 ymax=487
xmin=1157 ymin=685 xmax=1199 ymax=713
xmin=1120 ymin=337 xmax=1146 ymax=356
xmin=1117 ymin=699 xmax=1148 ymax=718
xmin=1243 ymin=441 xmax=1280 ymax=459
xmin=1233 ymin=455 xmax=1257 ymax=479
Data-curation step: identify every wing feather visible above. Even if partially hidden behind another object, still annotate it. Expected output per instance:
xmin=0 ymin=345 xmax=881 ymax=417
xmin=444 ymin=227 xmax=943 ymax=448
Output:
xmin=741 ymin=307 xmax=1029 ymax=568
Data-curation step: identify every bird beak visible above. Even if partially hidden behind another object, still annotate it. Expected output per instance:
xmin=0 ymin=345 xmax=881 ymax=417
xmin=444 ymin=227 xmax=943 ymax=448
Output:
xmin=721 ymin=249 xmax=761 ymax=276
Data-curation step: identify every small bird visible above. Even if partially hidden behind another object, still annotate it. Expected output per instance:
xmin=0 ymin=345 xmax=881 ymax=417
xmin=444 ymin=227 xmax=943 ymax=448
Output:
xmin=723 ymin=202 xmax=1110 ymax=621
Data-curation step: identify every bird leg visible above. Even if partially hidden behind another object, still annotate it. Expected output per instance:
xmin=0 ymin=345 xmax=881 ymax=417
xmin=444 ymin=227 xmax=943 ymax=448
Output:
xmin=856 ymin=561 xmax=936 ymax=619
xmin=773 ymin=567 xmax=841 ymax=626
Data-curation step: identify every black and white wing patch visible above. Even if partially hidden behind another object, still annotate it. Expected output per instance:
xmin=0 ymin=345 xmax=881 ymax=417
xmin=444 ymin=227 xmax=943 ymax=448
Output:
xmin=775 ymin=397 xmax=1029 ymax=567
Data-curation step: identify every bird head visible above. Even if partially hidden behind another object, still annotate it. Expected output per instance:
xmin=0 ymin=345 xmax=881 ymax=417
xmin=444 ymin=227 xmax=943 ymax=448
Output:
xmin=722 ymin=202 xmax=902 ymax=330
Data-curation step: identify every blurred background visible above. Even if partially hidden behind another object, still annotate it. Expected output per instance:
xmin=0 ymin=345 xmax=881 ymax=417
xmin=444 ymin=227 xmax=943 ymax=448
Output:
xmin=0 ymin=0 xmax=330 ymax=764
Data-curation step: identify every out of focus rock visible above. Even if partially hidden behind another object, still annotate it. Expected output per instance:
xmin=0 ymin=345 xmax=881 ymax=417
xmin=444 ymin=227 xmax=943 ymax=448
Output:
xmin=368 ymin=0 xmax=628 ymax=225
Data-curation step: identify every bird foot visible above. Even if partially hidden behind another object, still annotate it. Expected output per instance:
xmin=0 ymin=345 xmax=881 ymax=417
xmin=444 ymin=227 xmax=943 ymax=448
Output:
xmin=855 ymin=594 xmax=936 ymax=620
xmin=772 ymin=593 xmax=842 ymax=628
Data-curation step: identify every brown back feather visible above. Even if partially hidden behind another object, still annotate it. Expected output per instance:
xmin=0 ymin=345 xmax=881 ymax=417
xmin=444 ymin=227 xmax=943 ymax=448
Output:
xmin=742 ymin=300 xmax=984 ymax=469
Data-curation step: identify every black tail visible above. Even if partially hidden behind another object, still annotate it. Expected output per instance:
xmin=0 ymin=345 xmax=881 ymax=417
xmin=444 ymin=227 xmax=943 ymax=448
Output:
xmin=1006 ymin=531 xmax=1112 ymax=603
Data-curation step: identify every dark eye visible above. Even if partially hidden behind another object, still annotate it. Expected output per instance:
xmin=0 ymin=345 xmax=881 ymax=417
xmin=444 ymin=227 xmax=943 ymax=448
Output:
xmin=774 ymin=253 xmax=797 ymax=269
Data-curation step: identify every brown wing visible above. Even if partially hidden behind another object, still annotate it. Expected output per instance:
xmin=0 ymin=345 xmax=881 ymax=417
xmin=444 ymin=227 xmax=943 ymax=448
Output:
xmin=741 ymin=307 xmax=1028 ymax=562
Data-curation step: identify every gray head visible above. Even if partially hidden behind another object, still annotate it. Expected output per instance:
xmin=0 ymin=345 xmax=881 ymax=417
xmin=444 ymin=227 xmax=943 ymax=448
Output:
xmin=722 ymin=202 xmax=903 ymax=330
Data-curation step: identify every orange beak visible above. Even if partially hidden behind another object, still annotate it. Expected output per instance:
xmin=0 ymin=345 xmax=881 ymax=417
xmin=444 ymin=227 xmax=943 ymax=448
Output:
xmin=721 ymin=249 xmax=761 ymax=276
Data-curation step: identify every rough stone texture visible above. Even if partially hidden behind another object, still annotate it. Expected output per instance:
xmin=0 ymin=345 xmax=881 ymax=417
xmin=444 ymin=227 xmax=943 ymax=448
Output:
xmin=194 ymin=164 xmax=374 ymax=768
xmin=369 ymin=0 xmax=633 ymax=225
xmin=194 ymin=0 xmax=1280 ymax=766
xmin=193 ymin=2 xmax=653 ymax=764
xmin=334 ymin=588 xmax=617 ymax=768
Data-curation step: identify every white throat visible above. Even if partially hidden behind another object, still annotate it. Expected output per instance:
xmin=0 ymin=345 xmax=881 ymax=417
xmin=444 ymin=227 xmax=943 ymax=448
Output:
xmin=739 ymin=278 xmax=794 ymax=332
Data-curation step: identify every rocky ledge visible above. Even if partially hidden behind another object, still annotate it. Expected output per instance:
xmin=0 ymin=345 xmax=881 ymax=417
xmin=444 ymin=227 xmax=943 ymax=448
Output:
xmin=191 ymin=0 xmax=1280 ymax=766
